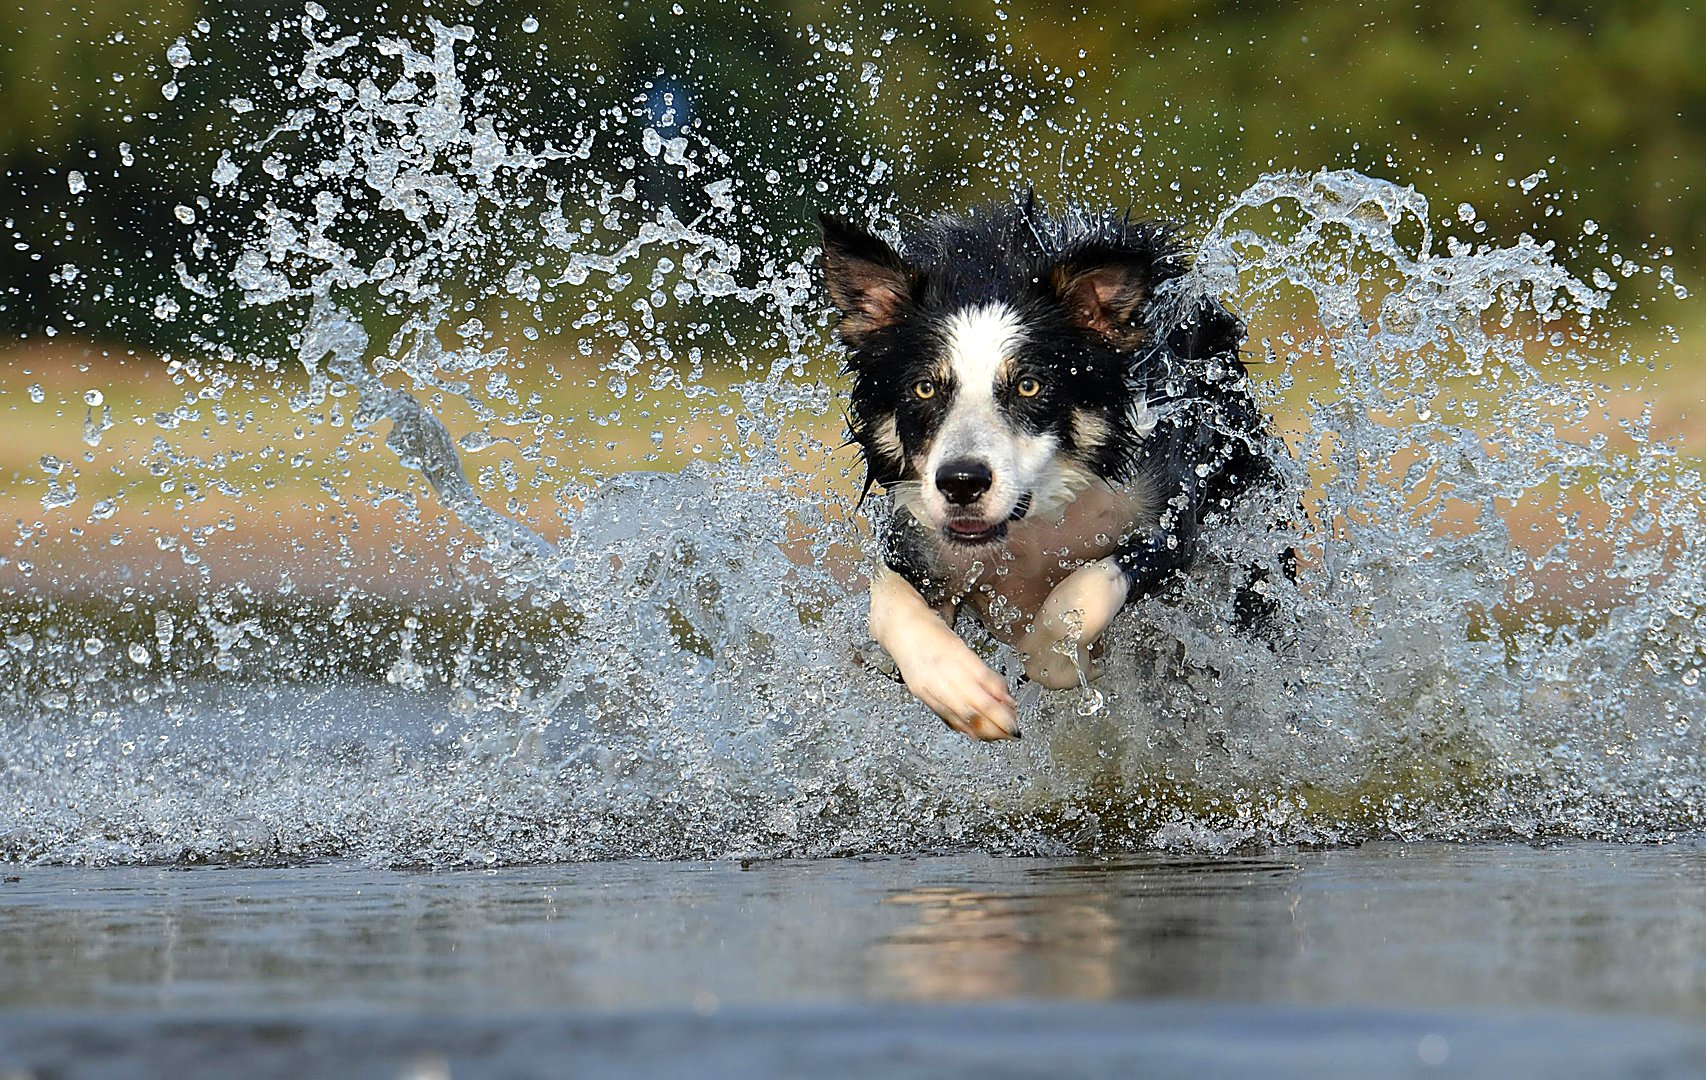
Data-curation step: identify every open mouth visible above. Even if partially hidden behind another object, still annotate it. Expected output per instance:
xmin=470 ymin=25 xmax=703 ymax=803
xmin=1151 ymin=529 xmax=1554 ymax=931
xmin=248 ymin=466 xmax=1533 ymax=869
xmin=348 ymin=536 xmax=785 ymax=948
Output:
xmin=940 ymin=494 xmax=1031 ymax=546
xmin=943 ymin=518 xmax=1008 ymax=545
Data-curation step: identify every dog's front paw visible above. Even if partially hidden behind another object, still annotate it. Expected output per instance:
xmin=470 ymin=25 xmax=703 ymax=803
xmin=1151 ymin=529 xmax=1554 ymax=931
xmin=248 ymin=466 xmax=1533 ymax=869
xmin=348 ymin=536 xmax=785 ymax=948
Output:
xmin=1020 ymin=558 xmax=1125 ymax=690
xmin=897 ymin=638 xmax=1019 ymax=741
xmin=1021 ymin=636 xmax=1099 ymax=690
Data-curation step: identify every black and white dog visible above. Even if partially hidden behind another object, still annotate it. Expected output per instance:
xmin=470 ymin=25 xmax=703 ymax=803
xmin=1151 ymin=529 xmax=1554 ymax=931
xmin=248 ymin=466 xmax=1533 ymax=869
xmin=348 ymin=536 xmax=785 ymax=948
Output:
xmin=820 ymin=199 xmax=1283 ymax=741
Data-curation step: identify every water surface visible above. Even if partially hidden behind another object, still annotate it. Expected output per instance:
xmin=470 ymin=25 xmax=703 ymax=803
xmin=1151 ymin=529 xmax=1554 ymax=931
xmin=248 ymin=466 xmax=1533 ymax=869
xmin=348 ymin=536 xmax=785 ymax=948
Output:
xmin=2 ymin=843 xmax=1704 ymax=1077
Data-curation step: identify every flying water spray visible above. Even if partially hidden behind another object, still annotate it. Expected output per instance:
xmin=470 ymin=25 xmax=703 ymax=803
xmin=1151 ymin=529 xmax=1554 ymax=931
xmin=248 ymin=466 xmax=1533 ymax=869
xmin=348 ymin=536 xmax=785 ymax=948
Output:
xmin=2 ymin=7 xmax=1701 ymax=865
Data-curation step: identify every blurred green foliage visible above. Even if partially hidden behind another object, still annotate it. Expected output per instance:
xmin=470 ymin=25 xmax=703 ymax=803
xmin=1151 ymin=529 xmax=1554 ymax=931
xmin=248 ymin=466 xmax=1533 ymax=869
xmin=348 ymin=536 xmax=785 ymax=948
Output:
xmin=2 ymin=0 xmax=1701 ymax=351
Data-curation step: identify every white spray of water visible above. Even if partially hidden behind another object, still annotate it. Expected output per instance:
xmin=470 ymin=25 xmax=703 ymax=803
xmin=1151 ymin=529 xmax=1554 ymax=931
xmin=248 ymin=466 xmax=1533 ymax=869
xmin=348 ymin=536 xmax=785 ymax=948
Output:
xmin=3 ymin=12 xmax=1701 ymax=866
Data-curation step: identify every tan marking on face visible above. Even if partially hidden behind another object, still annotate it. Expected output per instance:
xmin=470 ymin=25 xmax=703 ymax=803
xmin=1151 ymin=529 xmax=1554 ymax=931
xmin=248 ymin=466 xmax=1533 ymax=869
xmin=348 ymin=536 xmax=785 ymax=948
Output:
xmin=872 ymin=415 xmax=903 ymax=463
xmin=1071 ymin=408 xmax=1112 ymax=453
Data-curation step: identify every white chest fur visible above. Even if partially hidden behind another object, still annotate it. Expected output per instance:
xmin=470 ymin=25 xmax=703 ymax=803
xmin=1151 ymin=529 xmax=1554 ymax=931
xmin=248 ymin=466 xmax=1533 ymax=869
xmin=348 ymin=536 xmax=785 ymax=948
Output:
xmin=920 ymin=478 xmax=1157 ymax=642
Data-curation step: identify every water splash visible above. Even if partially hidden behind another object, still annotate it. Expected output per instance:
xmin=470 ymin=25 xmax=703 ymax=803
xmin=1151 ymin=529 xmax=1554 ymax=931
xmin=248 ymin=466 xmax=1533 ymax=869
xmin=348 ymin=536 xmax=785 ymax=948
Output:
xmin=3 ymin=9 xmax=1702 ymax=866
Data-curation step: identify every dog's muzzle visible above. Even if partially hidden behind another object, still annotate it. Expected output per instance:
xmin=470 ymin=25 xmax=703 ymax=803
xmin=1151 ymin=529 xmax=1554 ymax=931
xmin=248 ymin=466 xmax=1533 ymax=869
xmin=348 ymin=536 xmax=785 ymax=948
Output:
xmin=936 ymin=459 xmax=1000 ymax=543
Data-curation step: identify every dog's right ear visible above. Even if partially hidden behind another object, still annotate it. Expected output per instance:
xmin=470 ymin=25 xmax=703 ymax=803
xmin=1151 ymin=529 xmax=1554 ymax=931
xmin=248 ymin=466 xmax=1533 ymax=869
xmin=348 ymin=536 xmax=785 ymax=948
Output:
xmin=819 ymin=213 xmax=917 ymax=348
xmin=1048 ymin=243 xmax=1159 ymax=349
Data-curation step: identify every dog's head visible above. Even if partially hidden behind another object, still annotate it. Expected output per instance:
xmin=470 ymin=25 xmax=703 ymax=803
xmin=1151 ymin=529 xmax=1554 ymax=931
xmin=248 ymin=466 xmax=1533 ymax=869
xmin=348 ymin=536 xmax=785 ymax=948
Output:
xmin=821 ymin=201 xmax=1234 ymax=547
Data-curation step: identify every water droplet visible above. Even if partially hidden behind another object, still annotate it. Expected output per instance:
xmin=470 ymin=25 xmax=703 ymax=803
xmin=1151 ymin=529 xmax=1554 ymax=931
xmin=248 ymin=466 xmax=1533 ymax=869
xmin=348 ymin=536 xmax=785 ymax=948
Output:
xmin=128 ymin=643 xmax=152 ymax=665
xmin=522 ymin=15 xmax=538 ymax=32
xmin=66 ymin=171 xmax=86 ymax=195
xmin=84 ymin=389 xmax=104 ymax=407
xmin=174 ymin=205 xmax=197 ymax=225
xmin=84 ymin=403 xmax=112 ymax=447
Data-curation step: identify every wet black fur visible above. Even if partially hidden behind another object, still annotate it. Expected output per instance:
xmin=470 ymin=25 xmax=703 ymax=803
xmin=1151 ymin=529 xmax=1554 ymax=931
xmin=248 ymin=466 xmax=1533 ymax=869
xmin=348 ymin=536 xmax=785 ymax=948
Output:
xmin=820 ymin=199 xmax=1286 ymax=616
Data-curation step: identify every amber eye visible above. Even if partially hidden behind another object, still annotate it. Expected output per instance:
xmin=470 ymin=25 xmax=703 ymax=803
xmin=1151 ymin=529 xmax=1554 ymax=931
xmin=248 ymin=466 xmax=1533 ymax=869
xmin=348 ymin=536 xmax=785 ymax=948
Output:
xmin=1016 ymin=376 xmax=1042 ymax=398
xmin=913 ymin=379 xmax=937 ymax=400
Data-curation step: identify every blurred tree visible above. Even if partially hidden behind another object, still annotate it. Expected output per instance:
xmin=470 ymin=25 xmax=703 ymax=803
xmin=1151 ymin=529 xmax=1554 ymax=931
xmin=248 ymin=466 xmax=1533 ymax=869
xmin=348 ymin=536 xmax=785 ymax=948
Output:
xmin=2 ymin=0 xmax=1701 ymax=348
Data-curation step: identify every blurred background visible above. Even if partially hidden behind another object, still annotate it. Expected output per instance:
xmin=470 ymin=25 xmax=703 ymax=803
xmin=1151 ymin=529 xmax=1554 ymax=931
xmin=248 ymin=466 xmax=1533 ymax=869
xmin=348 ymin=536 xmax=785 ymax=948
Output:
xmin=0 ymin=0 xmax=1701 ymax=606
xmin=8 ymin=0 xmax=1705 ymax=339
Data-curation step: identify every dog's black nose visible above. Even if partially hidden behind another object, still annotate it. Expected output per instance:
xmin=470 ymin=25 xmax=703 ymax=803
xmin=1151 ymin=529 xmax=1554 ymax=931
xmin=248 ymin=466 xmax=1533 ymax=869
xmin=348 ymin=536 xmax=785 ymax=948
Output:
xmin=936 ymin=460 xmax=992 ymax=505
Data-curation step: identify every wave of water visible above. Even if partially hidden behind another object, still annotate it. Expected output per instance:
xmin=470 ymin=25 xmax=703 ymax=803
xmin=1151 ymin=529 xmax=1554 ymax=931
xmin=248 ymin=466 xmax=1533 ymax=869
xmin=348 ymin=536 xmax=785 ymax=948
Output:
xmin=3 ymin=9 xmax=1702 ymax=865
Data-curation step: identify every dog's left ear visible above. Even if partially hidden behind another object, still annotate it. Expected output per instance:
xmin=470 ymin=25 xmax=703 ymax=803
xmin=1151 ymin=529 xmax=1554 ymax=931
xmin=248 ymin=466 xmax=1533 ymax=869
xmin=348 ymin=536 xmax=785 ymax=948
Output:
xmin=819 ymin=213 xmax=918 ymax=349
xmin=1048 ymin=245 xmax=1159 ymax=348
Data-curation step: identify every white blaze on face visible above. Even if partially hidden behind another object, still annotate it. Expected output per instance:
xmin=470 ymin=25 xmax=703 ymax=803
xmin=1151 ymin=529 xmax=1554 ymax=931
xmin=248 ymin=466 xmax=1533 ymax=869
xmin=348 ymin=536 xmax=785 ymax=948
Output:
xmin=917 ymin=302 xmax=1078 ymax=528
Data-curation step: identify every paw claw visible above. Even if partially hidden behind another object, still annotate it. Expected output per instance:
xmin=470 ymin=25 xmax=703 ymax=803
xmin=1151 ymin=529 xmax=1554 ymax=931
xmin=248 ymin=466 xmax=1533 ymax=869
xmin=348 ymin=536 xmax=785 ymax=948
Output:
xmin=896 ymin=638 xmax=1019 ymax=742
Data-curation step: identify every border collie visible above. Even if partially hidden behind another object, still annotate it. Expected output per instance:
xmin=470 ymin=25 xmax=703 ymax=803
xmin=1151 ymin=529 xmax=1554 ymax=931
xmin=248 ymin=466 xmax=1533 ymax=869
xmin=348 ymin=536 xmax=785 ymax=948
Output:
xmin=820 ymin=199 xmax=1283 ymax=741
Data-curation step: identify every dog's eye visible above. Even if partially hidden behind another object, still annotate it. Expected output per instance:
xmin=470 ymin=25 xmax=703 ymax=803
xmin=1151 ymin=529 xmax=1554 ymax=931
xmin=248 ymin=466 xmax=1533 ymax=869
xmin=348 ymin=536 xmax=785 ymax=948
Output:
xmin=913 ymin=379 xmax=937 ymax=400
xmin=1016 ymin=376 xmax=1042 ymax=398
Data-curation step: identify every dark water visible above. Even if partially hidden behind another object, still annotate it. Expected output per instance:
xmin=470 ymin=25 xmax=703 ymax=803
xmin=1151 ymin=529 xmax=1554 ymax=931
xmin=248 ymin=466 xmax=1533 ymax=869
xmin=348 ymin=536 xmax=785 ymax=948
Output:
xmin=2 ymin=842 xmax=1704 ymax=1077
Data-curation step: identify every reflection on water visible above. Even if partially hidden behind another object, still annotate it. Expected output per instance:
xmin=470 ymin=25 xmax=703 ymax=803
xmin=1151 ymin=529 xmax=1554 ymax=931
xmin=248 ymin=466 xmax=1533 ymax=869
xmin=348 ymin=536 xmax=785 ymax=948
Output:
xmin=874 ymin=846 xmax=1706 ymax=1015
xmin=878 ymin=859 xmax=1300 ymax=1001
xmin=2 ymin=843 xmax=1703 ymax=1019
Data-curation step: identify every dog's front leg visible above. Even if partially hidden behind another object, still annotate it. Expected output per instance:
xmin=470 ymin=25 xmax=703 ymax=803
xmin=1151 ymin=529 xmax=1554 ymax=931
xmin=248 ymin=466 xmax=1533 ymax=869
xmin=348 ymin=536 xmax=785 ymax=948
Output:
xmin=869 ymin=566 xmax=1019 ymax=741
xmin=1020 ymin=557 xmax=1130 ymax=690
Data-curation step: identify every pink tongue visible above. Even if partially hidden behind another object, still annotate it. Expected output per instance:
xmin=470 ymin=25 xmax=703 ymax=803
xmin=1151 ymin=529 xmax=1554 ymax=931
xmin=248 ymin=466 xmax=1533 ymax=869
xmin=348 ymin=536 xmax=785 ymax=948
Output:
xmin=948 ymin=520 xmax=989 ymax=534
